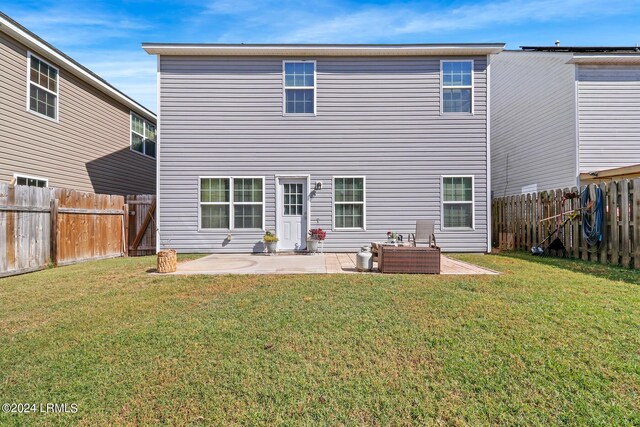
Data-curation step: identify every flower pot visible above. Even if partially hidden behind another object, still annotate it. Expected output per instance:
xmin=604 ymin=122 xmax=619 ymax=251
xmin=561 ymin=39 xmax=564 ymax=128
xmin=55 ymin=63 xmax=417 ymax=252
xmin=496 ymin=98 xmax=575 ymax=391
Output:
xmin=307 ymin=239 xmax=319 ymax=253
xmin=265 ymin=241 xmax=278 ymax=254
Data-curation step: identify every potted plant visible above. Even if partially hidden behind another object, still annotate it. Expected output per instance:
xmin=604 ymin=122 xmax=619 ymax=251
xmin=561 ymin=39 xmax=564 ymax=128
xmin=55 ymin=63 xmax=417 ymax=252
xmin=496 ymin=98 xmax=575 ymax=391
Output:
xmin=263 ymin=231 xmax=278 ymax=254
xmin=307 ymin=228 xmax=326 ymax=253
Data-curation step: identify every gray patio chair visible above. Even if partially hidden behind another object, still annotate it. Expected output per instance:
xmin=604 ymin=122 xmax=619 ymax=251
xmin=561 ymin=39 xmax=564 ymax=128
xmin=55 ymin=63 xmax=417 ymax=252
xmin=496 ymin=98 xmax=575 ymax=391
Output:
xmin=409 ymin=220 xmax=437 ymax=248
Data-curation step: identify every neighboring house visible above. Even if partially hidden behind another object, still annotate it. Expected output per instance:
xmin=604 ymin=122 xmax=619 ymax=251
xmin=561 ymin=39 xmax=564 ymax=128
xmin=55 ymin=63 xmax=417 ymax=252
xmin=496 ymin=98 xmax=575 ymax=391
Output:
xmin=0 ymin=12 xmax=156 ymax=195
xmin=491 ymin=46 xmax=640 ymax=197
xmin=143 ymin=43 xmax=504 ymax=253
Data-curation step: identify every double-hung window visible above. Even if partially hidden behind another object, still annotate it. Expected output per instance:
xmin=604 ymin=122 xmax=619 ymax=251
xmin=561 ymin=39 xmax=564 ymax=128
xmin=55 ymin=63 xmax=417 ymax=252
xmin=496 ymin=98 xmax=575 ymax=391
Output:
xmin=233 ymin=178 xmax=264 ymax=229
xmin=131 ymin=113 xmax=156 ymax=158
xmin=441 ymin=60 xmax=473 ymax=114
xmin=442 ymin=176 xmax=474 ymax=229
xmin=200 ymin=177 xmax=264 ymax=230
xmin=283 ymin=61 xmax=315 ymax=114
xmin=333 ymin=177 xmax=365 ymax=229
xmin=28 ymin=53 xmax=58 ymax=120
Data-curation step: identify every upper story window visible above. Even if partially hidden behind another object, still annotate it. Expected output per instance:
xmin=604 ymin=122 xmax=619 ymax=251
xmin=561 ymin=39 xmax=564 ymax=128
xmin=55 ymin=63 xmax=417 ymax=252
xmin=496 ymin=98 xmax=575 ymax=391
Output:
xmin=28 ymin=53 xmax=59 ymax=121
xmin=130 ymin=113 xmax=156 ymax=158
xmin=441 ymin=60 xmax=473 ymax=114
xmin=283 ymin=61 xmax=315 ymax=115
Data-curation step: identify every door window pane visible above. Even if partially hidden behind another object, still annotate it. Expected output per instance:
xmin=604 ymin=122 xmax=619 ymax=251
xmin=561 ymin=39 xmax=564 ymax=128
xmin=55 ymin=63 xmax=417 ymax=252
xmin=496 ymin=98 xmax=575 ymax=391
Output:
xmin=283 ymin=183 xmax=304 ymax=216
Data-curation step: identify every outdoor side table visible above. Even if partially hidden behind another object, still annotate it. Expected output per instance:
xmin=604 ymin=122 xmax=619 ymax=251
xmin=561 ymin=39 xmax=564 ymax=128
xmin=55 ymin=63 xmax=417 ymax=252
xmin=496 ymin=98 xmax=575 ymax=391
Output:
xmin=378 ymin=245 xmax=441 ymax=274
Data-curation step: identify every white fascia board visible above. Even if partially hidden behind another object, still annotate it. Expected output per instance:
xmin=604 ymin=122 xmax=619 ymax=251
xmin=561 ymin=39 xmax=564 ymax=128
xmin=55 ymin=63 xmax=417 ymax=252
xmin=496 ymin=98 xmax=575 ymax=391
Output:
xmin=142 ymin=44 xmax=505 ymax=57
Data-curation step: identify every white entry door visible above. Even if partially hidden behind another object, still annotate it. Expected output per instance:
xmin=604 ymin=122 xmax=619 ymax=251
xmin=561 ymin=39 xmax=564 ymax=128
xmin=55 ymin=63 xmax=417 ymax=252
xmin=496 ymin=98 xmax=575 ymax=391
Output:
xmin=278 ymin=179 xmax=307 ymax=250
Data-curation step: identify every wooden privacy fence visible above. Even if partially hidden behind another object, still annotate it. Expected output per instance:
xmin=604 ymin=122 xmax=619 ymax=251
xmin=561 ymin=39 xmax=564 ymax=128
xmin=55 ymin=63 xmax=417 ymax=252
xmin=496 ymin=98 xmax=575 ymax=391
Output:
xmin=492 ymin=179 xmax=640 ymax=269
xmin=0 ymin=183 xmax=156 ymax=278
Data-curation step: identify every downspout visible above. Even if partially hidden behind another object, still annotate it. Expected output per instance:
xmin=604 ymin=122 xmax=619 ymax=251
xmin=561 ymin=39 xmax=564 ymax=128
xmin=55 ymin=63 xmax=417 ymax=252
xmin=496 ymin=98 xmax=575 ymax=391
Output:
xmin=486 ymin=53 xmax=493 ymax=253
xmin=155 ymin=54 xmax=161 ymax=253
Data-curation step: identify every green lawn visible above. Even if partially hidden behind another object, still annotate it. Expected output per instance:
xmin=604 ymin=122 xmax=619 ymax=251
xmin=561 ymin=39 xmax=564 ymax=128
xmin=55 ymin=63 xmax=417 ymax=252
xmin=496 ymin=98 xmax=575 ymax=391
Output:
xmin=0 ymin=253 xmax=638 ymax=426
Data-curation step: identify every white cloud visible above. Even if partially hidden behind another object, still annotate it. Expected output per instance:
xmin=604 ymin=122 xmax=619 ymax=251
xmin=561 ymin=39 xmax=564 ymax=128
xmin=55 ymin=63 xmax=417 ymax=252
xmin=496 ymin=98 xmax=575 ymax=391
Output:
xmin=200 ymin=0 xmax=640 ymax=43
xmin=285 ymin=0 xmax=636 ymax=42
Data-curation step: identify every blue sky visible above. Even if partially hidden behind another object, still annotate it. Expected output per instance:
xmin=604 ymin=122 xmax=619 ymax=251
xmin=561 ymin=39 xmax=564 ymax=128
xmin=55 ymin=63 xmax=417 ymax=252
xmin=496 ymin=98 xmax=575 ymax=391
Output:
xmin=4 ymin=0 xmax=640 ymax=112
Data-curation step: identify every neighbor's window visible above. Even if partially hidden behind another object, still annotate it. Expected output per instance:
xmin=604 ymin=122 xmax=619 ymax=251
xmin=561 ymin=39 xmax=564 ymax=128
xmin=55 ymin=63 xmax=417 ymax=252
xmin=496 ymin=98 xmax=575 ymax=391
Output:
xmin=131 ymin=113 xmax=156 ymax=158
xmin=441 ymin=61 xmax=473 ymax=114
xmin=284 ymin=61 xmax=315 ymax=114
xmin=334 ymin=177 xmax=365 ymax=229
xmin=15 ymin=174 xmax=48 ymax=188
xmin=442 ymin=176 xmax=474 ymax=229
xmin=28 ymin=53 xmax=58 ymax=120
xmin=200 ymin=177 xmax=264 ymax=229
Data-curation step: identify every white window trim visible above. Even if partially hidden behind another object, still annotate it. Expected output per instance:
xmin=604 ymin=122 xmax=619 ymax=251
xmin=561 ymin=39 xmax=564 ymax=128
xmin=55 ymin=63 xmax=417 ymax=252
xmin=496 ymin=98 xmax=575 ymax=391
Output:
xmin=332 ymin=176 xmax=366 ymax=231
xmin=440 ymin=59 xmax=474 ymax=115
xmin=441 ymin=175 xmax=475 ymax=231
xmin=13 ymin=172 xmax=49 ymax=187
xmin=130 ymin=112 xmax=156 ymax=159
xmin=26 ymin=51 xmax=59 ymax=123
xmin=198 ymin=176 xmax=266 ymax=232
xmin=282 ymin=59 xmax=317 ymax=117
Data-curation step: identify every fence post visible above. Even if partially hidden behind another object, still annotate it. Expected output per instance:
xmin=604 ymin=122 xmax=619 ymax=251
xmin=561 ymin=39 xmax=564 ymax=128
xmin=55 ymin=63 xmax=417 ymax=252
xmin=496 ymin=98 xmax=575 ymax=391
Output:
xmin=620 ymin=180 xmax=630 ymax=268
xmin=633 ymin=179 xmax=640 ymax=269
xmin=123 ymin=203 xmax=129 ymax=257
xmin=50 ymin=198 xmax=58 ymax=267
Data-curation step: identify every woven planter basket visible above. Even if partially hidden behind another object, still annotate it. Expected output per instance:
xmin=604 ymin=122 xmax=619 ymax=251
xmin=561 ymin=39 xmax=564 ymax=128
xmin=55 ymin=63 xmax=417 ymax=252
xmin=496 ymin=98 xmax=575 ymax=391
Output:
xmin=157 ymin=249 xmax=177 ymax=273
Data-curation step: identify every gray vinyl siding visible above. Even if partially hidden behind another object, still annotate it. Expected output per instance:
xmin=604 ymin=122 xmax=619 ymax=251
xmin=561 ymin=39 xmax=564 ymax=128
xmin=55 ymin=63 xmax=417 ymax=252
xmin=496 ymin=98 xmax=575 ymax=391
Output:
xmin=0 ymin=31 xmax=155 ymax=195
xmin=490 ymin=51 xmax=577 ymax=197
xmin=577 ymin=64 xmax=640 ymax=173
xmin=159 ymin=56 xmax=489 ymax=253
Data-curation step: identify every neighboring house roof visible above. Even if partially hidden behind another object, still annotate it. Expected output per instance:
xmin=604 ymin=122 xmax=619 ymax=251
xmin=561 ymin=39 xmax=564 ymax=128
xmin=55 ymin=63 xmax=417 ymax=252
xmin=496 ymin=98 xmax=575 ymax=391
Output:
xmin=521 ymin=46 xmax=640 ymax=53
xmin=142 ymin=43 xmax=505 ymax=56
xmin=568 ymin=54 xmax=640 ymax=64
xmin=0 ymin=12 xmax=156 ymax=122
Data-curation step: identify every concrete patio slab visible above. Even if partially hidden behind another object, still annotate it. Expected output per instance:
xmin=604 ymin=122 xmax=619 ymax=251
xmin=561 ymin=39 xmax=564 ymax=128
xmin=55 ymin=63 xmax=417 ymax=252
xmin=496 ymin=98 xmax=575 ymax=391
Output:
xmin=170 ymin=253 xmax=498 ymax=275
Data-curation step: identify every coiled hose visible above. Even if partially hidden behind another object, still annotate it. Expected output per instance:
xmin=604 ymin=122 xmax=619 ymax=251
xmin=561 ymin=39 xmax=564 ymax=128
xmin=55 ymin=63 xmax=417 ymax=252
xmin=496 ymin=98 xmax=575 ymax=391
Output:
xmin=582 ymin=187 xmax=604 ymax=250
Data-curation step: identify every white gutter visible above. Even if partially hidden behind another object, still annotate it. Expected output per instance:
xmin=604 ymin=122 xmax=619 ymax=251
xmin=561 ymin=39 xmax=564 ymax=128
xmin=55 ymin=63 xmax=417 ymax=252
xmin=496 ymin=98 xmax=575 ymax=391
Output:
xmin=142 ymin=43 xmax=505 ymax=57
xmin=0 ymin=14 xmax=156 ymax=122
